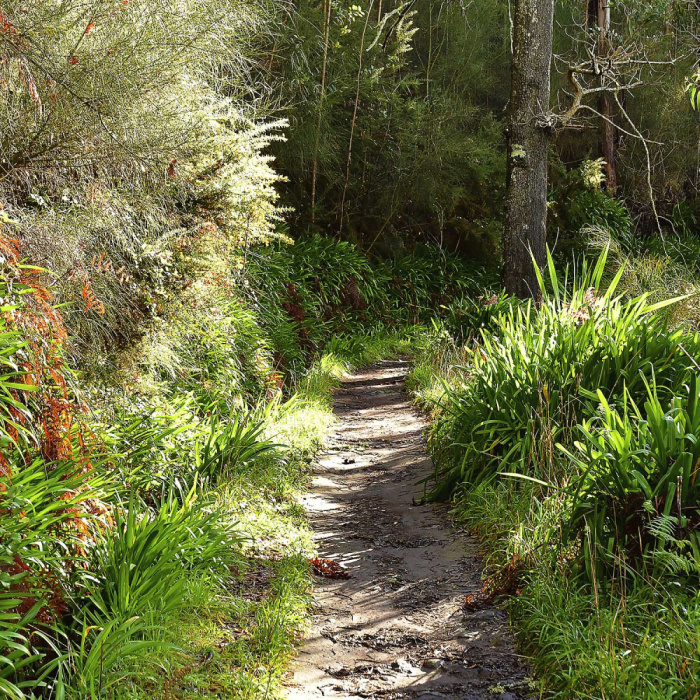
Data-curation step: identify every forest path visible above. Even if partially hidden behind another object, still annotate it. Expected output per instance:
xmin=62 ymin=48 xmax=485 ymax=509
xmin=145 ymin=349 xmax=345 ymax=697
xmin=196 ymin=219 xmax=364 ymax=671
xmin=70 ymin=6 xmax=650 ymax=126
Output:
xmin=286 ymin=360 xmax=532 ymax=699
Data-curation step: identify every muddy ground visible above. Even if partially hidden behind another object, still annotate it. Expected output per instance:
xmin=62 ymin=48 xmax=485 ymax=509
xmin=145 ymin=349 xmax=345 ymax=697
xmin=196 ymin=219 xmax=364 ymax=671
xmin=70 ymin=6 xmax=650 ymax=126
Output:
xmin=286 ymin=360 xmax=533 ymax=699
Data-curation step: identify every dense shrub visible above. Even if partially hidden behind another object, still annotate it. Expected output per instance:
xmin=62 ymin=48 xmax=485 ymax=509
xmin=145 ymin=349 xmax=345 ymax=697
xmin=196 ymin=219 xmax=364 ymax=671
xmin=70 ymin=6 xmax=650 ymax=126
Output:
xmin=425 ymin=249 xmax=700 ymax=587
xmin=429 ymin=250 xmax=694 ymax=496
xmin=1 ymin=0 xmax=287 ymax=378
xmin=563 ymin=379 xmax=700 ymax=583
xmin=244 ymin=237 xmax=485 ymax=379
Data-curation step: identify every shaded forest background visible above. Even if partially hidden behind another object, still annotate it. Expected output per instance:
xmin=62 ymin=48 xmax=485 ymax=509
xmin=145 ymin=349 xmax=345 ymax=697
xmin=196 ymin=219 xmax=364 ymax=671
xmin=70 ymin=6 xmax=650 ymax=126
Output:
xmin=271 ymin=0 xmax=699 ymax=257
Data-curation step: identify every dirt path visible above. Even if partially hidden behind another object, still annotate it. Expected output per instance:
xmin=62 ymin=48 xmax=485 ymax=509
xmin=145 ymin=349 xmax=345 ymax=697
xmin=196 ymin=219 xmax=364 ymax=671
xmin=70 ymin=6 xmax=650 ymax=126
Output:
xmin=286 ymin=360 xmax=532 ymax=699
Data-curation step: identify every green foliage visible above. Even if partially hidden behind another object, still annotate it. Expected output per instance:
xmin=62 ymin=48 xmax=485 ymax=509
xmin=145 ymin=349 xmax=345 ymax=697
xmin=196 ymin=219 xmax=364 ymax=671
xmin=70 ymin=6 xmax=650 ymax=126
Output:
xmin=100 ymin=400 xmax=201 ymax=495
xmin=66 ymin=616 xmax=168 ymax=699
xmin=408 ymin=242 xmax=700 ymax=696
xmin=0 ymin=221 xmax=441 ymax=696
xmin=242 ymin=236 xmax=476 ymax=379
xmin=272 ymin=0 xmax=699 ymax=251
xmin=0 ymin=325 xmax=34 ymax=452
xmin=112 ymin=555 xmax=313 ymax=698
xmin=376 ymin=245 xmax=494 ymax=324
xmin=447 ymin=474 xmax=700 ymax=699
xmin=562 ymin=378 xmax=700 ymax=583
xmin=79 ymin=492 xmax=239 ymax=624
xmin=441 ymin=292 xmax=514 ymax=342
xmin=1 ymin=0 xmax=287 ymax=376
xmin=587 ymin=227 xmax=700 ymax=328
xmin=194 ymin=414 xmax=280 ymax=483
xmin=272 ymin=0 xmax=507 ymax=243
xmin=0 ymin=600 xmax=46 ymax=700
xmin=4 ymin=0 xmax=699 ymax=697
xmin=548 ymin=158 xmax=634 ymax=254
xmin=427 ymin=248 xmax=697 ymax=501
xmin=0 ymin=457 xmax=110 ymax=698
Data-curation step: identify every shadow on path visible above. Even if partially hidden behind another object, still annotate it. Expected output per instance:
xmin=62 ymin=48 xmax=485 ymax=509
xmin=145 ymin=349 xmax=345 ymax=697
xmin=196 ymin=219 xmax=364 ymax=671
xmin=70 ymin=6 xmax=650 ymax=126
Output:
xmin=286 ymin=360 xmax=532 ymax=699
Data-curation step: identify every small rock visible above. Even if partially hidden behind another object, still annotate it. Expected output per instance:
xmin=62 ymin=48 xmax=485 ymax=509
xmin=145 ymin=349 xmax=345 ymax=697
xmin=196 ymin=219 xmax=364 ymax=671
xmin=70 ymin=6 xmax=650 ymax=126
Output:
xmin=421 ymin=658 xmax=445 ymax=670
xmin=458 ymin=630 xmax=481 ymax=640
xmin=326 ymin=664 xmax=350 ymax=677
xmin=391 ymin=658 xmax=421 ymax=675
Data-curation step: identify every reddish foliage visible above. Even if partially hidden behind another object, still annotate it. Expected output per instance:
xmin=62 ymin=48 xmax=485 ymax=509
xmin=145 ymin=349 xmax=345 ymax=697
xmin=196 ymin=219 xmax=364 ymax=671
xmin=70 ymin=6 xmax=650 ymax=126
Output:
xmin=341 ymin=276 xmax=366 ymax=310
xmin=309 ymin=558 xmax=351 ymax=580
xmin=0 ymin=555 xmax=68 ymax=624
xmin=81 ymin=278 xmax=105 ymax=315
xmin=265 ymin=371 xmax=283 ymax=401
xmin=282 ymin=282 xmax=306 ymax=323
xmin=0 ymin=235 xmax=88 ymax=466
xmin=282 ymin=300 xmax=305 ymax=323
xmin=0 ymin=233 xmax=106 ymax=622
xmin=464 ymin=556 xmax=522 ymax=610
xmin=0 ymin=9 xmax=30 ymax=50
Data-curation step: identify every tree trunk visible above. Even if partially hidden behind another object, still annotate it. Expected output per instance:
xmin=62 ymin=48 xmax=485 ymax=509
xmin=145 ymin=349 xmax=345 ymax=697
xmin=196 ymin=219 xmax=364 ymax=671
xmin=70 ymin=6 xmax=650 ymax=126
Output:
xmin=310 ymin=0 xmax=332 ymax=224
xmin=502 ymin=0 xmax=555 ymax=300
xmin=591 ymin=0 xmax=617 ymax=192
xmin=599 ymin=0 xmax=617 ymax=193
xmin=599 ymin=94 xmax=616 ymax=192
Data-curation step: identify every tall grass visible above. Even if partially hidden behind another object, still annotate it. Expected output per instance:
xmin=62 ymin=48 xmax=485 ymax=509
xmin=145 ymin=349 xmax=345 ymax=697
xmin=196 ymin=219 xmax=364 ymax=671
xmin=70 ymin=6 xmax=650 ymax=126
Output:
xmin=427 ymin=248 xmax=694 ymax=500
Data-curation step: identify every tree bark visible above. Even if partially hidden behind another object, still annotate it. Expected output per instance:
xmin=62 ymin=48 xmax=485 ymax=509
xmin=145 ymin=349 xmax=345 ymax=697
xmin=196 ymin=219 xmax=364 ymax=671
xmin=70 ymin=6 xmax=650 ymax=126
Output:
xmin=599 ymin=93 xmax=616 ymax=191
xmin=310 ymin=0 xmax=332 ymax=224
xmin=590 ymin=0 xmax=617 ymax=192
xmin=502 ymin=0 xmax=555 ymax=300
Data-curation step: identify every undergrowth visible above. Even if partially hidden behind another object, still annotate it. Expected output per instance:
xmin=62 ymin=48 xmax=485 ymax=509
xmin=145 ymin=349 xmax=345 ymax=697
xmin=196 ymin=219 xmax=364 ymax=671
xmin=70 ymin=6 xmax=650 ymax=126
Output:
xmin=408 ymin=247 xmax=700 ymax=699
xmin=0 ymin=217 xmax=430 ymax=698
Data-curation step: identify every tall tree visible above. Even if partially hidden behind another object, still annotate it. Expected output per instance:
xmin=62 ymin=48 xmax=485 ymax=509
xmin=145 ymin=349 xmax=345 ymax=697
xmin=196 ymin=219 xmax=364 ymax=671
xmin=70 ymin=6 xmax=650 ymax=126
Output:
xmin=589 ymin=0 xmax=617 ymax=192
xmin=310 ymin=0 xmax=332 ymax=224
xmin=502 ymin=0 xmax=555 ymax=300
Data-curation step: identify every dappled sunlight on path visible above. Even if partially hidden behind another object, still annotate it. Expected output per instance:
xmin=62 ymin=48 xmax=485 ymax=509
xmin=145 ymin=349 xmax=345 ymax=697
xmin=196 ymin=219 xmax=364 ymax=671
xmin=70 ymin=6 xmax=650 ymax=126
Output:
xmin=286 ymin=360 xmax=532 ymax=699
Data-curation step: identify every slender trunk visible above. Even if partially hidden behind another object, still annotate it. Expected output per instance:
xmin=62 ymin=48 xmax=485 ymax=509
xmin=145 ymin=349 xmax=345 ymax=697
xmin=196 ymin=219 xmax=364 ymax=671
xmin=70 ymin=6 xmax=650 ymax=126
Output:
xmin=502 ymin=0 xmax=555 ymax=300
xmin=426 ymin=4 xmax=433 ymax=104
xmin=596 ymin=0 xmax=617 ymax=192
xmin=600 ymin=94 xmax=616 ymax=193
xmin=266 ymin=0 xmax=294 ymax=74
xmin=311 ymin=0 xmax=332 ymax=224
xmin=339 ymin=1 xmax=373 ymax=233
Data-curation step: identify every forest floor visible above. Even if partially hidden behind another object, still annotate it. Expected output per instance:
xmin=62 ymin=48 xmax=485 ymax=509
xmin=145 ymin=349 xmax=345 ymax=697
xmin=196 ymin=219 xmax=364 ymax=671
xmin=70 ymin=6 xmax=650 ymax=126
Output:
xmin=286 ymin=360 xmax=534 ymax=699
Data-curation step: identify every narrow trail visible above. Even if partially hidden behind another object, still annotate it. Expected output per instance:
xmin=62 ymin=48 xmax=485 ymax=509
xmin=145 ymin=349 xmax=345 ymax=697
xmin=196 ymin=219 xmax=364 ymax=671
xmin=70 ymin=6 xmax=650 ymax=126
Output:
xmin=287 ymin=360 xmax=532 ymax=699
